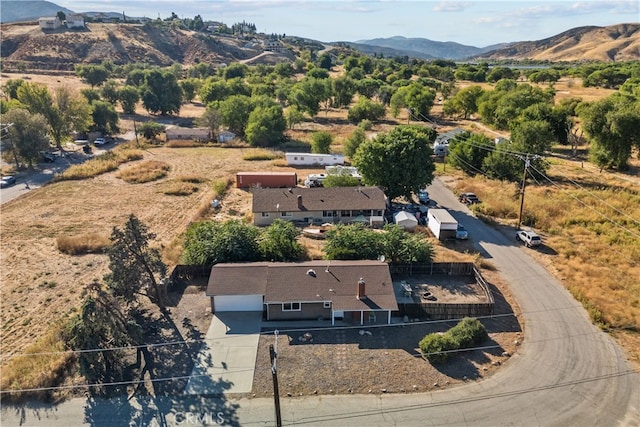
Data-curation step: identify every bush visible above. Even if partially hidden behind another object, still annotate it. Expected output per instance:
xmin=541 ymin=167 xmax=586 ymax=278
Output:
xmin=419 ymin=317 xmax=487 ymax=363
xmin=311 ymin=131 xmax=333 ymax=154
xmin=348 ymin=98 xmax=386 ymax=123
xmin=419 ymin=333 xmax=457 ymax=364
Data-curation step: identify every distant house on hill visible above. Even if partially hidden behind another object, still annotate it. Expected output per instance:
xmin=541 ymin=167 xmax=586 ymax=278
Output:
xmin=65 ymin=14 xmax=85 ymax=29
xmin=38 ymin=17 xmax=61 ymax=30
xmin=217 ymin=130 xmax=236 ymax=143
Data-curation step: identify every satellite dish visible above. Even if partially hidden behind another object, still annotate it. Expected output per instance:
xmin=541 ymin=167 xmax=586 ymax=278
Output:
xmin=378 ymin=255 xmax=386 ymax=262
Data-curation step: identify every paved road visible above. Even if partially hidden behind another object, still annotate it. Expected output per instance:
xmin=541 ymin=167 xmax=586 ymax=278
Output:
xmin=2 ymin=178 xmax=638 ymax=426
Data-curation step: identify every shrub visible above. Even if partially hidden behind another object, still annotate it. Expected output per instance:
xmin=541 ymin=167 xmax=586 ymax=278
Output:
xmin=419 ymin=333 xmax=457 ymax=364
xmin=311 ymin=131 xmax=332 ymax=154
xmin=419 ymin=317 xmax=487 ymax=363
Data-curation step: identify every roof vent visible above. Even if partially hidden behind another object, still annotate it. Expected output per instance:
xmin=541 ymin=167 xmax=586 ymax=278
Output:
xmin=307 ymin=269 xmax=317 ymax=277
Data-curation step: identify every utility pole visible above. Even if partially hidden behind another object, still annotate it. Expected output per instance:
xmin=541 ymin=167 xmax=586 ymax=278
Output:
xmin=269 ymin=330 xmax=282 ymax=427
xmin=517 ymin=155 xmax=530 ymax=230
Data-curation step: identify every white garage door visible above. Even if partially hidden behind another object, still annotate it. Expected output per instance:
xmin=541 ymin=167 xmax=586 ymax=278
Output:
xmin=214 ymin=295 xmax=263 ymax=312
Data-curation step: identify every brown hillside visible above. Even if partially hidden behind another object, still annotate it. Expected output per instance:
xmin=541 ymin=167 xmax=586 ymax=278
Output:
xmin=0 ymin=22 xmax=295 ymax=71
xmin=479 ymin=23 xmax=640 ymax=62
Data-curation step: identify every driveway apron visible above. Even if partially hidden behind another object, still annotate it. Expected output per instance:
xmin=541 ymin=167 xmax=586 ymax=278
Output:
xmin=184 ymin=311 xmax=262 ymax=395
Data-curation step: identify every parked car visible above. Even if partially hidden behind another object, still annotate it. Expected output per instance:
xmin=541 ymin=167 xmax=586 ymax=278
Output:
xmin=456 ymin=224 xmax=469 ymax=240
xmin=40 ymin=151 xmax=56 ymax=163
xmin=0 ymin=176 xmax=17 ymax=188
xmin=93 ymin=137 xmax=106 ymax=146
xmin=516 ymin=230 xmax=542 ymax=247
xmin=417 ymin=189 xmax=430 ymax=204
xmin=459 ymin=192 xmax=480 ymax=204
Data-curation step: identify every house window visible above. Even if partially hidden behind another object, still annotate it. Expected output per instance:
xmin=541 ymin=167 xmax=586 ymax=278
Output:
xmin=323 ymin=301 xmax=331 ymax=309
xmin=261 ymin=212 xmax=270 ymax=217
xmin=280 ymin=211 xmax=292 ymax=217
xmin=323 ymin=210 xmax=337 ymax=217
xmin=341 ymin=210 xmax=351 ymax=217
xmin=374 ymin=210 xmax=383 ymax=216
xmin=282 ymin=302 xmax=301 ymax=311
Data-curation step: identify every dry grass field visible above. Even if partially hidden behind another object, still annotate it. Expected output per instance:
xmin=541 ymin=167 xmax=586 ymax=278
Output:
xmin=1 ymin=71 xmax=638 ymax=398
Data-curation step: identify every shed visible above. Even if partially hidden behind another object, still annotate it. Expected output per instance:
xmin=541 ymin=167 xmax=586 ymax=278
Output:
xmin=394 ymin=211 xmax=419 ymax=231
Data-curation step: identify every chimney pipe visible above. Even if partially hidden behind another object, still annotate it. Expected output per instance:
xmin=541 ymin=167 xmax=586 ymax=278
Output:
xmin=297 ymin=194 xmax=302 ymax=209
xmin=357 ymin=277 xmax=366 ymax=300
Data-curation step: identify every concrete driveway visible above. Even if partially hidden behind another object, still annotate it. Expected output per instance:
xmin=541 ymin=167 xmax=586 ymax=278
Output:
xmin=184 ymin=312 xmax=262 ymax=395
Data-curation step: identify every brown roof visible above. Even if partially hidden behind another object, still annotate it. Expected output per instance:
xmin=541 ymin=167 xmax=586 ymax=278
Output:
xmin=252 ymin=186 xmax=386 ymax=213
xmin=207 ymin=260 xmax=398 ymax=312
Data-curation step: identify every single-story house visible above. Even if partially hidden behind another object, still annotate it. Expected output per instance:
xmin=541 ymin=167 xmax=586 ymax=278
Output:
xmin=65 ymin=14 xmax=85 ymax=28
xmin=38 ymin=17 xmax=61 ymax=30
xmin=206 ymin=260 xmax=398 ymax=325
xmin=165 ymin=127 xmax=211 ymax=142
xmin=252 ymin=186 xmax=386 ymax=226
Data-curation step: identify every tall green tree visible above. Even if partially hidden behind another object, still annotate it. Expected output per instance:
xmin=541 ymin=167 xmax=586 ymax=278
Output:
xmin=332 ymin=76 xmax=356 ymax=108
xmin=140 ymin=69 xmax=183 ymax=115
xmin=182 ymin=220 xmax=261 ymax=265
xmin=343 ymin=127 xmax=366 ymax=158
xmin=353 ymin=125 xmax=436 ymax=200
xmin=258 ymin=219 xmax=304 ymax=261
xmin=311 ymin=131 xmax=333 ymax=154
xmin=245 ymin=105 xmax=286 ymax=147
xmin=443 ymin=85 xmax=484 ymax=119
xmin=347 ymin=97 xmax=386 ymax=123
xmin=76 ymin=64 xmax=110 ymax=88
xmin=91 ymin=101 xmax=120 ymax=135
xmin=2 ymin=108 xmax=50 ymax=168
xmin=17 ymin=83 xmax=91 ymax=151
xmin=100 ymin=79 xmax=120 ymax=104
xmin=105 ymin=214 xmax=168 ymax=309
xmin=118 ymin=85 xmax=140 ymax=114
xmin=447 ymin=132 xmax=494 ymax=176
xmin=390 ymin=83 xmax=436 ymax=121
xmin=577 ymin=94 xmax=640 ymax=170
xmin=196 ymin=107 xmax=222 ymax=140
xmin=290 ymin=77 xmax=331 ymax=117
xmin=216 ymin=94 xmax=253 ymax=136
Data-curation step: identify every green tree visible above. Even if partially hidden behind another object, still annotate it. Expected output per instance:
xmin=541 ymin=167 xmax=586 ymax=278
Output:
xmin=390 ymin=83 xmax=436 ymax=121
xmin=322 ymin=174 xmax=361 ymax=187
xmin=447 ymin=132 xmax=494 ymax=176
xmin=343 ymin=127 xmax=366 ymax=158
xmin=331 ymin=76 xmax=356 ymax=108
xmin=104 ymin=214 xmax=168 ymax=309
xmin=324 ymin=223 xmax=386 ymax=260
xmin=81 ymin=88 xmax=100 ymax=103
xmin=317 ymin=53 xmax=333 ymax=70
xmin=182 ymin=220 xmax=261 ymax=265
xmin=311 ymin=131 xmax=333 ymax=153
xmin=2 ymin=78 xmax=25 ymax=99
xmin=180 ymin=78 xmax=200 ymax=102
xmin=216 ymin=94 xmax=253 ymax=136
xmin=382 ymin=224 xmax=433 ymax=263
xmin=2 ymin=108 xmax=50 ymax=168
xmin=140 ymin=69 xmax=183 ymax=115
xmin=258 ymin=219 xmax=304 ymax=261
xmin=353 ymin=125 xmax=436 ymax=200
xmin=76 ymin=64 xmax=110 ymax=88
xmin=577 ymin=95 xmax=640 ymax=170
xmin=100 ymin=79 xmax=120 ymax=104
xmin=118 ymin=85 xmax=140 ymax=114
xmin=510 ymin=119 xmax=554 ymax=155
xmin=442 ymin=85 xmax=484 ymax=119
xmin=481 ymin=143 xmax=523 ymax=181
xmin=290 ymin=77 xmax=331 ymax=117
xmin=137 ymin=121 xmax=166 ymax=140
xmin=285 ymin=105 xmax=305 ymax=129
xmin=17 ymin=83 xmax=91 ymax=151
xmin=347 ymin=97 xmax=386 ymax=123
xmin=196 ymin=107 xmax=221 ymax=141
xmin=245 ymin=105 xmax=286 ymax=147
xmin=91 ymin=100 xmax=120 ymax=135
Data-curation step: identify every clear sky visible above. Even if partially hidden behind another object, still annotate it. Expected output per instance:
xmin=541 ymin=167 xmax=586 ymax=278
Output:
xmin=55 ymin=0 xmax=639 ymax=47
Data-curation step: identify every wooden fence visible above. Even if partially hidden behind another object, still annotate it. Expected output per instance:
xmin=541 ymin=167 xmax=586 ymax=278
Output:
xmin=392 ymin=262 xmax=495 ymax=320
xmin=167 ymin=264 xmax=212 ymax=290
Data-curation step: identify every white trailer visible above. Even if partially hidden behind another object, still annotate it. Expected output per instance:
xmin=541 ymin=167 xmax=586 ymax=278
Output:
xmin=286 ymin=152 xmax=344 ymax=166
xmin=427 ymin=208 xmax=458 ymax=240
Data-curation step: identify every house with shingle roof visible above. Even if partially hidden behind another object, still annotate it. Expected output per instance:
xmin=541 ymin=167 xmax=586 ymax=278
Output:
xmin=251 ymin=186 xmax=387 ymax=226
xmin=206 ymin=260 xmax=398 ymax=325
